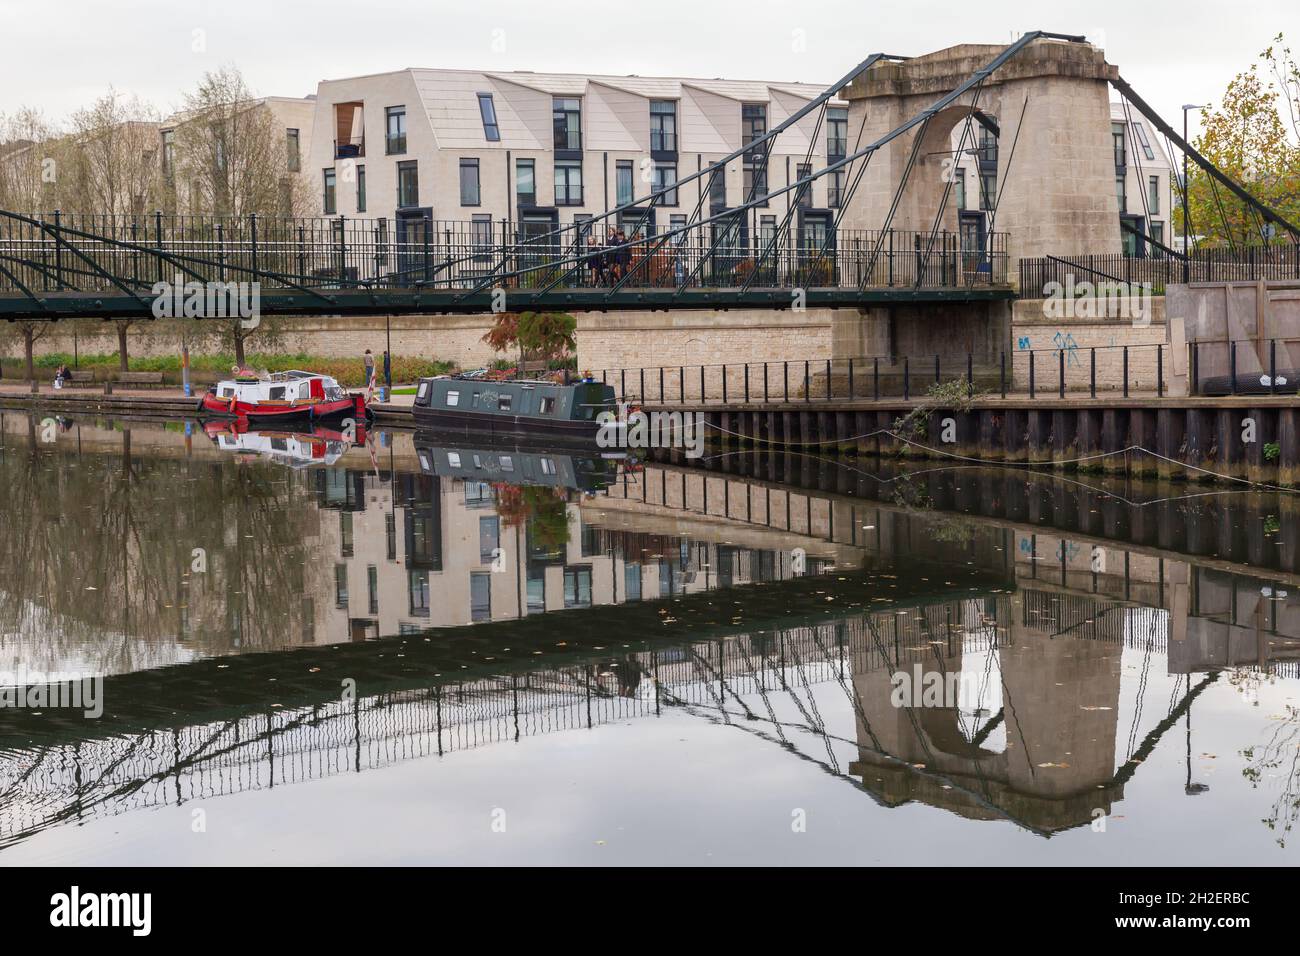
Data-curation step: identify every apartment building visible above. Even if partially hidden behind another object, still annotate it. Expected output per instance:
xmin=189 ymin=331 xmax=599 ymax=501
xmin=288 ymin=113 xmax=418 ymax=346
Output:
xmin=158 ymin=95 xmax=317 ymax=215
xmin=307 ymin=67 xmax=849 ymax=250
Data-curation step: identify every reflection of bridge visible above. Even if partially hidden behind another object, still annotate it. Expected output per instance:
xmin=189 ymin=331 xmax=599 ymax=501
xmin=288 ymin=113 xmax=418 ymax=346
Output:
xmin=1 ymin=582 xmax=1230 ymax=847
xmin=4 ymin=32 xmax=1286 ymax=322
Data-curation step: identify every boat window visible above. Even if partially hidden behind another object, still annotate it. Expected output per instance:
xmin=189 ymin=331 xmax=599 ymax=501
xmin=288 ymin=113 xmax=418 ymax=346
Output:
xmin=500 ymin=456 xmax=513 ymax=472
xmin=448 ymin=452 xmax=461 ymax=467
xmin=221 ymin=387 xmax=234 ymax=398
xmin=417 ymin=381 xmax=430 ymax=401
xmin=540 ymin=458 xmax=556 ymax=475
xmin=446 ymin=390 xmax=460 ymax=407
xmin=271 ymin=437 xmax=288 ymax=451
xmin=270 ymin=386 xmax=285 ymax=400
xmin=498 ymin=394 xmax=512 ymax=411
xmin=470 ymin=392 xmax=480 ymax=407
xmin=539 ymin=397 xmax=555 ymax=414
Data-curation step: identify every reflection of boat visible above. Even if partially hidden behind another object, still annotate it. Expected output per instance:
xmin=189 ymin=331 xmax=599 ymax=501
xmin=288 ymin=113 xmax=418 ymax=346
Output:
xmin=201 ymin=369 xmax=368 ymax=422
xmin=204 ymin=420 xmax=361 ymax=469
xmin=411 ymin=376 xmax=616 ymax=442
xmin=412 ymin=431 xmax=622 ymax=493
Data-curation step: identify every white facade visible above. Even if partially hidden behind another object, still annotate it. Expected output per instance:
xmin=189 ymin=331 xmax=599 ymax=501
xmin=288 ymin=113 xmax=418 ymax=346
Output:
xmin=306 ymin=67 xmax=849 ymax=236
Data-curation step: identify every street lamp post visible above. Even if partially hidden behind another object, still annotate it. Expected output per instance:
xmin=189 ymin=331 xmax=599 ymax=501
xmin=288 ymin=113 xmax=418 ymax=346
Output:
xmin=1181 ymin=104 xmax=1208 ymax=283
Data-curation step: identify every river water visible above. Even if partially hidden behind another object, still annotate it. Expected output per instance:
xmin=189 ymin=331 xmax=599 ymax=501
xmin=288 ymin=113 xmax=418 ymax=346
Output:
xmin=0 ymin=412 xmax=1297 ymax=865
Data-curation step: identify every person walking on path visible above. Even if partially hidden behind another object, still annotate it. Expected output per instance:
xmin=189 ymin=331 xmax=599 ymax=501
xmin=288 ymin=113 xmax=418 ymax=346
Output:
xmin=363 ymin=349 xmax=376 ymax=389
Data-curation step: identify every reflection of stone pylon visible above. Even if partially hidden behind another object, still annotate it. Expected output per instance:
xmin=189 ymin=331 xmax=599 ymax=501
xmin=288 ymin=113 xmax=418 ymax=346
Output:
xmin=849 ymin=595 xmax=1124 ymax=833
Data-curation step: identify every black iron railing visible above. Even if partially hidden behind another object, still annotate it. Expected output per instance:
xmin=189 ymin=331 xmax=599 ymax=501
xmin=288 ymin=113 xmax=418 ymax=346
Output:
xmin=0 ymin=211 xmax=1010 ymax=297
xmin=1019 ymin=246 xmax=1300 ymax=297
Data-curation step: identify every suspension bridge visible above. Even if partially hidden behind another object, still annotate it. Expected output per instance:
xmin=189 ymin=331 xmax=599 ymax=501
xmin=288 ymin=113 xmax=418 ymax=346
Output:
xmin=2 ymin=31 xmax=1293 ymax=325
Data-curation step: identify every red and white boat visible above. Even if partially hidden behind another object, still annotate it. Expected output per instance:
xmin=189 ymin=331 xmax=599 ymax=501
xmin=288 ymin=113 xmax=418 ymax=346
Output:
xmin=201 ymin=369 xmax=368 ymax=422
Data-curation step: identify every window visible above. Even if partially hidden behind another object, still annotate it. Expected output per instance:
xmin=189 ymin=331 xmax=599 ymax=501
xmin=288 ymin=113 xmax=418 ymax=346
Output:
xmin=1133 ymin=121 xmax=1155 ymax=161
xmin=356 ymin=164 xmax=366 ymax=212
xmin=1116 ymin=175 xmax=1127 ymax=213
xmin=1149 ymin=175 xmax=1160 ymax=214
xmin=955 ymin=168 xmax=966 ymax=210
xmin=516 ymin=158 xmax=536 ymax=206
xmin=470 ymin=573 xmax=492 ymax=622
xmin=616 ymin=160 xmax=634 ymax=206
xmin=386 ymin=106 xmax=407 ymax=154
xmin=397 ymin=160 xmax=419 ymax=207
xmin=479 ymin=515 xmax=501 ymax=563
xmin=527 ymin=566 xmax=546 ymax=613
xmin=555 ymin=160 xmax=582 ymax=205
xmin=564 ymin=566 xmax=592 ymax=608
xmin=650 ymin=100 xmax=677 ymax=152
xmin=1112 ymin=122 xmax=1127 ymax=168
xmin=471 ymin=213 xmax=493 ymax=249
xmin=477 ymin=93 xmax=500 ymax=141
xmin=1151 ymin=221 xmax=1165 ymax=255
xmin=828 ymin=169 xmax=844 ymax=208
xmin=709 ymin=164 xmax=727 ymax=207
xmin=408 ymin=569 xmax=430 ymax=616
xmin=827 ymin=107 xmax=848 ymax=160
xmin=334 ymin=564 xmax=349 ymax=609
xmin=759 ymin=215 xmax=776 ymax=248
xmin=553 ymin=97 xmax=582 ymax=151
xmin=653 ymin=164 xmax=677 ymax=205
xmin=340 ymin=511 xmax=353 ymax=557
xmin=742 ymin=104 xmax=768 ymax=204
xmin=980 ymin=171 xmax=996 ymax=212
xmin=669 ymin=213 xmax=687 ymax=244
xmin=796 ymin=163 xmax=812 ymax=208
xmin=323 ymin=168 xmax=337 ymax=214
xmin=446 ymin=389 xmax=460 ymax=406
xmin=459 ymin=158 xmax=481 ymax=206
xmin=367 ymin=565 xmax=378 ymax=615
xmin=497 ymin=394 xmax=512 ymax=411
xmin=161 ymin=129 xmax=175 ymax=178
xmin=625 ymin=564 xmax=642 ymax=602
xmin=286 ymin=129 xmax=300 ymax=171
xmin=539 ymin=396 xmax=556 ymax=414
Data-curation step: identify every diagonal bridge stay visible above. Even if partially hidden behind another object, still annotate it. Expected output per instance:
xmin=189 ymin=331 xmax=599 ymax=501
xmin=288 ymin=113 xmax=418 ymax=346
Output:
xmin=0 ymin=31 xmax=1255 ymax=323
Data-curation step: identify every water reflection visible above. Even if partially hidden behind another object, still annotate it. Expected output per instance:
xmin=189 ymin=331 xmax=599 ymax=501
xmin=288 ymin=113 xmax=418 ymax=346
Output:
xmin=1 ymin=412 xmax=1298 ymax=860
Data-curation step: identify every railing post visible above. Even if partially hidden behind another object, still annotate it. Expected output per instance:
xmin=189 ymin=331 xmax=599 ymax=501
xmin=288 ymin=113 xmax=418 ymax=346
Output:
xmin=1029 ymin=351 xmax=1035 ymax=400
xmin=1270 ymin=338 xmax=1277 ymax=395
xmin=154 ymin=209 xmax=164 ymax=284
xmin=621 ymin=368 xmax=626 ymax=399
xmin=680 ymin=366 xmax=685 ymax=402
xmin=784 ymin=361 xmax=789 ymax=402
xmin=250 ymin=213 xmax=259 ymax=277
xmin=874 ymin=357 xmax=880 ymax=400
xmin=640 ymin=367 xmax=645 ymax=401
xmin=825 ymin=359 xmax=831 ymax=401
xmin=700 ymin=365 xmax=705 ymax=402
xmin=1090 ymin=347 xmax=1096 ymax=398
xmin=1122 ymin=346 xmax=1129 ymax=398
xmin=722 ymin=365 xmax=728 ymax=404
xmin=1059 ymin=348 xmax=1065 ymax=398
xmin=298 ymin=224 xmax=306 ymax=278
xmin=1191 ymin=341 xmax=1199 ymax=396
xmin=659 ymin=366 xmax=665 ymax=402
xmin=764 ymin=362 xmax=769 ymax=403
xmin=744 ymin=363 xmax=749 ymax=403
xmin=804 ymin=360 xmax=810 ymax=402
xmin=1157 ymin=345 xmax=1164 ymax=398
xmin=848 ymin=357 xmax=855 ymax=399
xmin=52 ymin=209 xmax=64 ymax=290
xmin=1230 ymin=341 xmax=1237 ymax=395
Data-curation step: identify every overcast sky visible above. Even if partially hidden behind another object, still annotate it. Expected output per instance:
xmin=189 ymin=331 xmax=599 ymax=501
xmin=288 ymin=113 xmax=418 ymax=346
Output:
xmin=1 ymin=0 xmax=1295 ymax=139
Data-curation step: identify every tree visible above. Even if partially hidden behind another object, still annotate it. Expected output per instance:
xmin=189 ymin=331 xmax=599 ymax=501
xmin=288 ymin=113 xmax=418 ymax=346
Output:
xmin=1182 ymin=39 xmax=1300 ymax=248
xmin=480 ymin=310 xmax=576 ymax=372
xmin=0 ymin=319 xmax=49 ymax=380
xmin=63 ymin=89 xmax=163 ymax=218
xmin=171 ymin=66 xmax=307 ymax=217
xmin=0 ymin=107 xmax=61 ymax=212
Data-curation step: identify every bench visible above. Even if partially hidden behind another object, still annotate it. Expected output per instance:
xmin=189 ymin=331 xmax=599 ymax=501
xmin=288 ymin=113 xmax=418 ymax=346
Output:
xmin=61 ymin=370 xmax=97 ymax=388
xmin=114 ymin=371 xmax=166 ymax=388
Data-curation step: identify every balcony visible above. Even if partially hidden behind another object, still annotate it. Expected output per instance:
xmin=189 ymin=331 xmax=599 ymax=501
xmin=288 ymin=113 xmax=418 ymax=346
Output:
xmin=335 ymin=137 xmax=365 ymax=160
